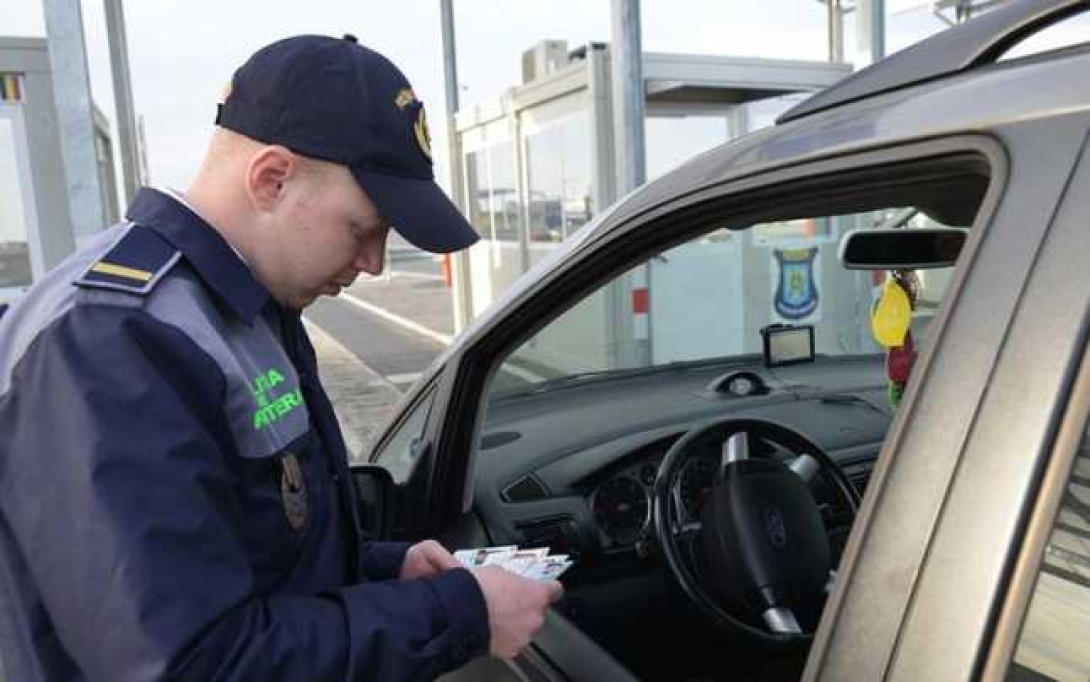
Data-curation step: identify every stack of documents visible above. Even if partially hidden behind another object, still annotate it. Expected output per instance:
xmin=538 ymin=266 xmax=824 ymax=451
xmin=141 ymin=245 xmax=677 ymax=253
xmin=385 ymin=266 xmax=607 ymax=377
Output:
xmin=455 ymin=545 xmax=573 ymax=581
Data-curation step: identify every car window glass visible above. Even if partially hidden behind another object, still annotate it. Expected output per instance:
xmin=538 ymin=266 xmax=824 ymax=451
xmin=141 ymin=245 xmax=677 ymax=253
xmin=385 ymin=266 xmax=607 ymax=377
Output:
xmin=1007 ymin=435 xmax=1090 ymax=680
xmin=487 ymin=209 xmax=957 ymax=399
xmin=371 ymin=388 xmax=435 ymax=484
xmin=1000 ymin=10 xmax=1090 ymax=61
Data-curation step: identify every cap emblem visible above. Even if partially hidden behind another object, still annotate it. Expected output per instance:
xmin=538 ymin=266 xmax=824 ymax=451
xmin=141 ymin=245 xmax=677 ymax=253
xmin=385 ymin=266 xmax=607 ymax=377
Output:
xmin=394 ymin=87 xmax=417 ymax=110
xmin=413 ymin=107 xmax=432 ymax=161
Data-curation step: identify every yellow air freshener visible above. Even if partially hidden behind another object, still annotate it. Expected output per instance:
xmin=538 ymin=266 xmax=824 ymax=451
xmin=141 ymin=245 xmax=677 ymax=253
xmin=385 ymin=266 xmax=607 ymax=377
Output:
xmin=872 ymin=279 xmax=912 ymax=348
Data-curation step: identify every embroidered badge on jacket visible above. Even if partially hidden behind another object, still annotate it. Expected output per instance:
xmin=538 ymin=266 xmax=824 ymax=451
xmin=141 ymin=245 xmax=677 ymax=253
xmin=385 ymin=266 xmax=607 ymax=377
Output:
xmin=279 ymin=452 xmax=308 ymax=530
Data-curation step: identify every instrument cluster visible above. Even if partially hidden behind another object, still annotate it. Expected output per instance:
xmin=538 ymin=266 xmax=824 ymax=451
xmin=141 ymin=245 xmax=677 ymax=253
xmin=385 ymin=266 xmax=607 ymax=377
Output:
xmin=588 ymin=459 xmax=658 ymax=546
xmin=588 ymin=439 xmax=721 ymax=547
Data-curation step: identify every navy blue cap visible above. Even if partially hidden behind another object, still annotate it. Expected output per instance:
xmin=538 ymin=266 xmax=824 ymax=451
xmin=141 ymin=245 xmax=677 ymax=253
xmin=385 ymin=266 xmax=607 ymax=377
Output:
xmin=216 ymin=34 xmax=479 ymax=254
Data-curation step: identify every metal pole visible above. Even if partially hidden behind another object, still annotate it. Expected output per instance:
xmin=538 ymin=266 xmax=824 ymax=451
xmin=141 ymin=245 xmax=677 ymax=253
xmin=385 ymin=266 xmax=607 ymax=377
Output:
xmin=136 ymin=114 xmax=151 ymax=184
xmin=855 ymin=0 xmax=886 ymax=67
xmin=867 ymin=0 xmax=885 ymax=64
xmin=440 ymin=0 xmax=474 ymax=332
xmin=104 ymin=0 xmax=141 ymax=203
xmin=957 ymin=0 xmax=972 ymax=22
xmin=610 ymin=0 xmax=646 ymax=193
xmin=828 ymin=0 xmax=836 ymax=63
xmin=610 ymin=0 xmax=650 ymax=365
xmin=44 ymin=0 xmax=106 ymax=241
xmin=828 ymin=0 xmax=845 ymax=63
xmin=871 ymin=0 xmax=886 ymax=63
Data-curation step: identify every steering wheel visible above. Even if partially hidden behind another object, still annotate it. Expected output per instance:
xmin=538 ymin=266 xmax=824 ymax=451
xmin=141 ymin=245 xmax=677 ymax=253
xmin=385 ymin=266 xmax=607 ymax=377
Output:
xmin=651 ymin=418 xmax=860 ymax=647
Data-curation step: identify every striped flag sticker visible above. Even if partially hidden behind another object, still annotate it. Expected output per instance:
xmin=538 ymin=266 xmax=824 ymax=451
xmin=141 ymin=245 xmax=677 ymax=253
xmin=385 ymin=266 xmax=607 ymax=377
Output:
xmin=1 ymin=74 xmax=23 ymax=102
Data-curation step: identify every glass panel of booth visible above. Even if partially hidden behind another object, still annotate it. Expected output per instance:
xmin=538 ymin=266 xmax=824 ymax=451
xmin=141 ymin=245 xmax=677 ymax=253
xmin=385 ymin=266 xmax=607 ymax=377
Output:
xmin=461 ymin=117 xmax=527 ymax=317
xmin=645 ymin=113 xmax=731 ymax=180
xmin=644 ymin=94 xmax=806 ymax=181
xmin=462 ymin=118 xmax=521 ymax=244
xmin=489 ymin=141 xmax=519 ymax=242
xmin=524 ymin=110 xmax=592 ymax=251
xmin=0 ymin=111 xmax=36 ymax=295
xmin=457 ymin=86 xmax=815 ymax=320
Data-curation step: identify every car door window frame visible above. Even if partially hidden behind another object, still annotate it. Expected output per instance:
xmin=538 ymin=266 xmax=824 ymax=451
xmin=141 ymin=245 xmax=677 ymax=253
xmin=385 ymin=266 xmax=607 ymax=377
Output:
xmin=368 ymin=377 xmax=439 ymax=481
xmin=811 ymin=119 xmax=1090 ymax=681
xmin=423 ymin=135 xmax=1008 ymax=541
xmin=978 ymin=131 xmax=1090 ymax=681
xmin=985 ymin=340 xmax=1090 ymax=681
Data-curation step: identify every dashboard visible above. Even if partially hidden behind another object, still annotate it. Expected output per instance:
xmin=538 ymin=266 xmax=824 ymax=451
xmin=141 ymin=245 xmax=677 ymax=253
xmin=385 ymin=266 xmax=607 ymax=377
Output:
xmin=473 ymin=355 xmax=892 ymax=568
xmin=457 ymin=355 xmax=894 ymax=681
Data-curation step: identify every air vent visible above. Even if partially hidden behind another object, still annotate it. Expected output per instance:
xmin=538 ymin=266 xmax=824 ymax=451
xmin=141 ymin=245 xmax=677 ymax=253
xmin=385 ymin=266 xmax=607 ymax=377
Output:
xmin=517 ymin=516 xmax=582 ymax=557
xmin=502 ymin=475 xmax=548 ymax=503
xmin=848 ymin=469 xmax=872 ymax=498
xmin=480 ymin=430 xmax=522 ymax=451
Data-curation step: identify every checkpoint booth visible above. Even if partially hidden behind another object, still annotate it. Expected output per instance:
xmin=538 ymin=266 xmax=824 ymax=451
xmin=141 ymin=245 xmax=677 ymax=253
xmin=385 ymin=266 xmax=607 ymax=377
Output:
xmin=454 ymin=43 xmax=851 ymax=368
xmin=0 ymin=36 xmax=117 ymax=305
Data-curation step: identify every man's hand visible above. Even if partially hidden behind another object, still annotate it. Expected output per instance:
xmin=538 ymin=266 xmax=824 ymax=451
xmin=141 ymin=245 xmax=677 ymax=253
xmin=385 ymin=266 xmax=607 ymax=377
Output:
xmin=399 ymin=540 xmax=460 ymax=580
xmin=472 ymin=565 xmax=563 ymax=659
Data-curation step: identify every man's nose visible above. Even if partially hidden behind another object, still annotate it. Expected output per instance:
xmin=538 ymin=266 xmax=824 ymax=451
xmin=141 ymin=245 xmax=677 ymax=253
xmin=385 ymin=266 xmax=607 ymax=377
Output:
xmin=355 ymin=242 xmax=385 ymax=276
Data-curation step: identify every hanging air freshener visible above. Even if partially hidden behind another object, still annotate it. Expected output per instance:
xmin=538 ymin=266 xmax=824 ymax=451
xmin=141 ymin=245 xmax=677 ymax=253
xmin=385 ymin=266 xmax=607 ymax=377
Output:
xmin=887 ymin=331 xmax=917 ymax=409
xmin=889 ymin=381 xmax=905 ymax=408
xmin=881 ymin=270 xmax=920 ymax=409
xmin=886 ymin=330 xmax=916 ymax=383
xmin=871 ymin=278 xmax=912 ymax=348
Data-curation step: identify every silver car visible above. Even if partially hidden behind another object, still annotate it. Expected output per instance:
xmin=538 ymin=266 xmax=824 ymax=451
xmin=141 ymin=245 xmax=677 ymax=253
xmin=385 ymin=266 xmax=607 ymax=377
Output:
xmin=356 ymin=1 xmax=1090 ymax=679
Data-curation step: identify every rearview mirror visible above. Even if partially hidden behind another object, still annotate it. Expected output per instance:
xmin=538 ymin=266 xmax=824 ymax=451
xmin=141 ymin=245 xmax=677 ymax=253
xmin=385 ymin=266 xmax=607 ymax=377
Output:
xmin=839 ymin=227 xmax=966 ymax=270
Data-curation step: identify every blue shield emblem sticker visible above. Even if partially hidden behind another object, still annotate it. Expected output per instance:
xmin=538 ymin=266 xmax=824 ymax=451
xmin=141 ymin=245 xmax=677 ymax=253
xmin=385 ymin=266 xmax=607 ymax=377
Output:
xmin=774 ymin=248 xmax=819 ymax=320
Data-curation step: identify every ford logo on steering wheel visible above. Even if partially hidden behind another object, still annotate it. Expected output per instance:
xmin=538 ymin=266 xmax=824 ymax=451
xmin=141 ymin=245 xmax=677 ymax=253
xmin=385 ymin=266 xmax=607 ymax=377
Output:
xmin=763 ymin=507 xmax=788 ymax=549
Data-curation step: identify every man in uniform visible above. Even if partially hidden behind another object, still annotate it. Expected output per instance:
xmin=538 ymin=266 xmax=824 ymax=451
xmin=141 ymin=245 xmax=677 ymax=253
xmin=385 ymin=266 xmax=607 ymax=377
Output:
xmin=0 ymin=35 xmax=560 ymax=680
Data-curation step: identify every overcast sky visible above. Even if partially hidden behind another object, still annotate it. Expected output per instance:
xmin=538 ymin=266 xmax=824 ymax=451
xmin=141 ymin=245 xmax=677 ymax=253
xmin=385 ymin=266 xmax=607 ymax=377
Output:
xmin=6 ymin=1 xmax=970 ymax=197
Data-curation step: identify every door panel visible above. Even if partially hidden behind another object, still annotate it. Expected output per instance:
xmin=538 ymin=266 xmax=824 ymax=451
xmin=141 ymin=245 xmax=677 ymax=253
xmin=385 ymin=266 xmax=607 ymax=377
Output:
xmin=976 ymin=132 xmax=1090 ymax=680
xmin=439 ymin=610 xmax=638 ymax=682
xmin=874 ymin=122 xmax=1090 ymax=680
xmin=438 ymin=655 xmax=529 ymax=682
xmin=810 ymin=120 xmax=1090 ymax=682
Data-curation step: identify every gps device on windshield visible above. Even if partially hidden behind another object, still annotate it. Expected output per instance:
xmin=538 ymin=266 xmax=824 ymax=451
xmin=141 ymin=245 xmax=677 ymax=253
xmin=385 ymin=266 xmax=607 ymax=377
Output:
xmin=761 ymin=324 xmax=815 ymax=368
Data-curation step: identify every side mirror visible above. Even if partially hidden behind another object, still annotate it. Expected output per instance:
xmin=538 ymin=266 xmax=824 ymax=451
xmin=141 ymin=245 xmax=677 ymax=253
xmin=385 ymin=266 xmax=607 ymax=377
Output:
xmin=839 ymin=227 xmax=966 ymax=270
xmin=351 ymin=464 xmax=396 ymax=540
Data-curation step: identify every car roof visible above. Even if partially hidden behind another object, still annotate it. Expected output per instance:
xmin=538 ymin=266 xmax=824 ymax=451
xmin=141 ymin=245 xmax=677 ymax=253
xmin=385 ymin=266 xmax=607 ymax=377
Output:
xmin=599 ymin=11 xmax=1090 ymax=234
xmin=778 ymin=0 xmax=1087 ymax=123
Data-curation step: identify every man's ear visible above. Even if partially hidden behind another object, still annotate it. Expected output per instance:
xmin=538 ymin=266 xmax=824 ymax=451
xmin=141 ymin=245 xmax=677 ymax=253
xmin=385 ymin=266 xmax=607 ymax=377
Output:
xmin=245 ymin=146 xmax=297 ymax=211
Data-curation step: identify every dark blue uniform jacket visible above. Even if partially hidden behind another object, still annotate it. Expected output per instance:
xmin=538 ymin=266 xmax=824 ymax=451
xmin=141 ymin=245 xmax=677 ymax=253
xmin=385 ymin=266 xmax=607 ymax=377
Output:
xmin=0 ymin=188 xmax=489 ymax=681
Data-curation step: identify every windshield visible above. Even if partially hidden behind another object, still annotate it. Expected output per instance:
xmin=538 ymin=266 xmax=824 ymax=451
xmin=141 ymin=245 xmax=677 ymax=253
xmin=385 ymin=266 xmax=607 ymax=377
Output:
xmin=489 ymin=208 xmax=958 ymax=399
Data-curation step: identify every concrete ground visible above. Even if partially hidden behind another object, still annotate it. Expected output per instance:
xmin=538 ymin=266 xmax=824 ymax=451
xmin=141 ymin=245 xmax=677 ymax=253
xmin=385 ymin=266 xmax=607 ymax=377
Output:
xmin=304 ymin=247 xmax=454 ymax=462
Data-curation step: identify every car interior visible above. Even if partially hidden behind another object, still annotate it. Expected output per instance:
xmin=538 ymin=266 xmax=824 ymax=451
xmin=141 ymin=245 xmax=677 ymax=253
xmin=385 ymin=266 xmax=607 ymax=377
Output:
xmin=429 ymin=154 xmax=991 ymax=681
